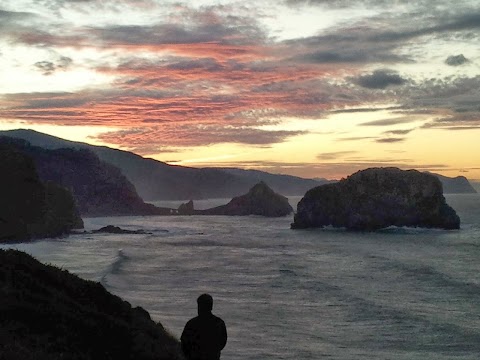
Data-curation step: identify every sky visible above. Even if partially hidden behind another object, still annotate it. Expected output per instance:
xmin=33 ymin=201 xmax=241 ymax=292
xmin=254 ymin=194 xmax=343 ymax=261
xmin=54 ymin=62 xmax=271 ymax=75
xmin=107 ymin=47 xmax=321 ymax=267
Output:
xmin=0 ymin=0 xmax=479 ymax=180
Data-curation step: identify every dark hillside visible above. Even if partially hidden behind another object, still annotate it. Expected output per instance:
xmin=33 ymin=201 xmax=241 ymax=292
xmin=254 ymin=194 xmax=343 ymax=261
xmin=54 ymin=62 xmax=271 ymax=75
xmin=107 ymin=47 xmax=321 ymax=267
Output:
xmin=0 ymin=143 xmax=83 ymax=242
xmin=0 ymin=137 xmax=167 ymax=217
xmin=0 ymin=249 xmax=183 ymax=360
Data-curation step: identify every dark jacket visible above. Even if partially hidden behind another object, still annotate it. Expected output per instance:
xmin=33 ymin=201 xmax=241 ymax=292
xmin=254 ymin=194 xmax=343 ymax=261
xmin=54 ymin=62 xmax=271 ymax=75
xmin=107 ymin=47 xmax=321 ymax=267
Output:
xmin=181 ymin=312 xmax=227 ymax=360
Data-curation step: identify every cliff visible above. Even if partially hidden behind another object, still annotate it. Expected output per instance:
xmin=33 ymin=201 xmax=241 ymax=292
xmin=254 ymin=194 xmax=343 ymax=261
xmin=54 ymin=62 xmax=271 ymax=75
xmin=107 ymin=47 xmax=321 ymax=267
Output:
xmin=0 ymin=144 xmax=83 ymax=242
xmin=0 ymin=137 xmax=169 ymax=217
xmin=0 ymin=249 xmax=183 ymax=360
xmin=0 ymin=129 xmax=328 ymax=200
xmin=292 ymin=167 xmax=460 ymax=231
xmin=200 ymin=181 xmax=293 ymax=217
xmin=431 ymin=173 xmax=477 ymax=194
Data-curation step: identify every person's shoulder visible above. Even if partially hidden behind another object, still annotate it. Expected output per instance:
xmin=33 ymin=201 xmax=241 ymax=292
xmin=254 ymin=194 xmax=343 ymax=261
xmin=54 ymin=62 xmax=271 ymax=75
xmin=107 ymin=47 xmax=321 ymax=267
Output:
xmin=185 ymin=316 xmax=200 ymax=327
xmin=212 ymin=314 xmax=226 ymax=326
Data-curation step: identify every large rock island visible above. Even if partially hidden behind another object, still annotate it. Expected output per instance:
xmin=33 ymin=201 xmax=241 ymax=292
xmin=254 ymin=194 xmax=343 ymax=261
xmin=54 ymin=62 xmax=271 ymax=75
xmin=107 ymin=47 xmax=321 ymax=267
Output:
xmin=292 ymin=167 xmax=460 ymax=231
xmin=0 ymin=249 xmax=182 ymax=360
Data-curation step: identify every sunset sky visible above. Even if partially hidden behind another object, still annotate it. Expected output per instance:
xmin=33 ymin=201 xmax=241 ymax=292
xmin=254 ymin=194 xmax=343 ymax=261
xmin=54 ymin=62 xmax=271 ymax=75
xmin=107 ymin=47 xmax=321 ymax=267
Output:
xmin=1 ymin=0 xmax=479 ymax=180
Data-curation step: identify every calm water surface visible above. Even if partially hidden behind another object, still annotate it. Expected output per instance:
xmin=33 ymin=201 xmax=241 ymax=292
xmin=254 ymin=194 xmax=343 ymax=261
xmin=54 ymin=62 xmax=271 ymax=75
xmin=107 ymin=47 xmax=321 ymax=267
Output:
xmin=4 ymin=194 xmax=480 ymax=359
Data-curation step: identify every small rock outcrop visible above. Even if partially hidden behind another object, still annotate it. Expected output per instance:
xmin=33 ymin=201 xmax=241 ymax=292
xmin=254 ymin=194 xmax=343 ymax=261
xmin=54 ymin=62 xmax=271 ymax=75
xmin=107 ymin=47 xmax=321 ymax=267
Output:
xmin=292 ymin=167 xmax=460 ymax=231
xmin=201 ymin=181 xmax=293 ymax=217
xmin=0 ymin=249 xmax=183 ymax=360
xmin=93 ymin=225 xmax=150 ymax=234
xmin=0 ymin=144 xmax=83 ymax=243
xmin=178 ymin=200 xmax=195 ymax=215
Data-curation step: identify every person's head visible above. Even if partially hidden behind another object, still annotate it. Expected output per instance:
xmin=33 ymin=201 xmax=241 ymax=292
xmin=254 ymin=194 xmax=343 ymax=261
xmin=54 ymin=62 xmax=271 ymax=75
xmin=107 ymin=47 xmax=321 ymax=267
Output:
xmin=197 ymin=293 xmax=213 ymax=315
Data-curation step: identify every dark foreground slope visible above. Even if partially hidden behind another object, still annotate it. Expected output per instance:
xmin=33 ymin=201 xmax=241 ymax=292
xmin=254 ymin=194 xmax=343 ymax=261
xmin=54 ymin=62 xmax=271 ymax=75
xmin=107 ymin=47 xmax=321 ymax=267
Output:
xmin=0 ymin=249 xmax=183 ymax=360
xmin=0 ymin=144 xmax=83 ymax=242
xmin=292 ymin=167 xmax=460 ymax=231
xmin=0 ymin=137 xmax=168 ymax=217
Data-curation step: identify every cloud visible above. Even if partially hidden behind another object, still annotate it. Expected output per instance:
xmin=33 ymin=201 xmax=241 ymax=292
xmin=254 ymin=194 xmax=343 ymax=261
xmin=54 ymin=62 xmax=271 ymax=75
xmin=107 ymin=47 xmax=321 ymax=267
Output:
xmin=445 ymin=54 xmax=470 ymax=66
xmin=31 ymin=0 xmax=157 ymax=13
xmin=94 ymin=126 xmax=306 ymax=154
xmin=0 ymin=88 xmax=308 ymax=153
xmin=317 ymin=150 xmax=358 ymax=160
xmin=365 ymin=12 xmax=480 ymax=43
xmin=285 ymin=0 xmax=390 ymax=8
xmin=3 ymin=4 xmax=268 ymax=62
xmin=337 ymin=136 xmax=377 ymax=142
xmin=421 ymin=113 xmax=480 ymax=130
xmin=353 ymin=69 xmax=407 ymax=89
xmin=375 ymin=137 xmax=405 ymax=143
xmin=0 ymin=9 xmax=35 ymax=23
xmin=84 ymin=5 xmax=268 ymax=51
xmin=399 ymin=75 xmax=480 ymax=121
xmin=285 ymin=6 xmax=480 ymax=69
xmin=34 ymin=56 xmax=73 ymax=75
xmin=330 ymin=106 xmax=402 ymax=114
xmin=296 ymin=49 xmax=406 ymax=64
xmin=383 ymin=129 xmax=415 ymax=135
xmin=0 ymin=9 xmax=39 ymax=37
xmin=1 ymin=1 xmax=479 ymax=162
xmin=290 ymin=35 xmax=411 ymax=65
xmin=359 ymin=117 xmax=416 ymax=126
xmin=34 ymin=61 xmax=56 ymax=75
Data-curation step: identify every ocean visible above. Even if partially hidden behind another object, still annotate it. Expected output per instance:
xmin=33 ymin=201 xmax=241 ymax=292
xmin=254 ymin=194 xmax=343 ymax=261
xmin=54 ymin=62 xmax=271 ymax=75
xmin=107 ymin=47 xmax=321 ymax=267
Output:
xmin=3 ymin=194 xmax=480 ymax=359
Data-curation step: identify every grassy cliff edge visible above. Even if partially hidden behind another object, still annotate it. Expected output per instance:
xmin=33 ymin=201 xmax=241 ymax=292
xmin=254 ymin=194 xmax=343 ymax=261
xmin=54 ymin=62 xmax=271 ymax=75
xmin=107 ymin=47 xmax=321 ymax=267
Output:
xmin=0 ymin=249 xmax=183 ymax=360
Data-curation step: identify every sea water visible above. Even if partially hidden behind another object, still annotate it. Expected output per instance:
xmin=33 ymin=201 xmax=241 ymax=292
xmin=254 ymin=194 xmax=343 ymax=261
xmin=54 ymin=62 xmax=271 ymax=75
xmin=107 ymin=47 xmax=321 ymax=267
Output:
xmin=3 ymin=194 xmax=480 ymax=360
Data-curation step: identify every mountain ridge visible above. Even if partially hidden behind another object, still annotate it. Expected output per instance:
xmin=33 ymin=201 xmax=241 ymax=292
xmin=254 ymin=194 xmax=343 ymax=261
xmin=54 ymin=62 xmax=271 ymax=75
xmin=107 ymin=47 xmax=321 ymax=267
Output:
xmin=1 ymin=129 xmax=476 ymax=198
xmin=0 ymin=129 xmax=328 ymax=200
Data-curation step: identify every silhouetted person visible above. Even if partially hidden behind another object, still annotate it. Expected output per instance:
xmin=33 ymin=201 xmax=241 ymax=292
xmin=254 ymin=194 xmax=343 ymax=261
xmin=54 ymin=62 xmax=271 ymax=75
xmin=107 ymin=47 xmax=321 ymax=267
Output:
xmin=181 ymin=294 xmax=227 ymax=360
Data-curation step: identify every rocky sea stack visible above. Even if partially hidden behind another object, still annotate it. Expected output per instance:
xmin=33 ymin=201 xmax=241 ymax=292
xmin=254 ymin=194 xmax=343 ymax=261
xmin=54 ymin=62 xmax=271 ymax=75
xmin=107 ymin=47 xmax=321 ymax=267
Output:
xmin=201 ymin=181 xmax=293 ymax=217
xmin=292 ymin=167 xmax=460 ymax=231
xmin=0 ymin=249 xmax=183 ymax=360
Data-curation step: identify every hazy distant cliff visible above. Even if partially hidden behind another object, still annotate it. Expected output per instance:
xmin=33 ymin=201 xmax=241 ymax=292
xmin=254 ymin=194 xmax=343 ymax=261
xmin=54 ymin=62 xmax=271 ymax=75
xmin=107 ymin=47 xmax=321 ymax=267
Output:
xmin=0 ymin=249 xmax=182 ymax=360
xmin=292 ymin=167 xmax=460 ymax=231
xmin=0 ymin=129 xmax=328 ymax=200
xmin=431 ymin=173 xmax=477 ymax=194
xmin=0 ymin=143 xmax=83 ymax=242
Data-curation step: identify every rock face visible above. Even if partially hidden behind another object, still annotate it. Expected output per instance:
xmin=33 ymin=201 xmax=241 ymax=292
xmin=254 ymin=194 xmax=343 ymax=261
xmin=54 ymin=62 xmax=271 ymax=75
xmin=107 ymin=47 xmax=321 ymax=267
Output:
xmin=0 ymin=249 xmax=183 ymax=360
xmin=0 ymin=137 xmax=168 ymax=217
xmin=0 ymin=144 xmax=83 ymax=242
xmin=201 ymin=181 xmax=293 ymax=217
xmin=178 ymin=200 xmax=195 ymax=215
xmin=292 ymin=168 xmax=460 ymax=231
xmin=93 ymin=225 xmax=150 ymax=234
